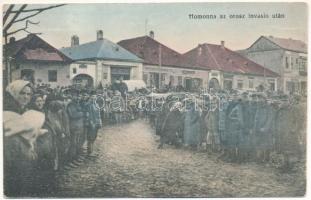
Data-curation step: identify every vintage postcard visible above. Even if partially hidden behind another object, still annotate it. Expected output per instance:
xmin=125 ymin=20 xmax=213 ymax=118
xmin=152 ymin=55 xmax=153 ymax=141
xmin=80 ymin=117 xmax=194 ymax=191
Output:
xmin=1 ymin=0 xmax=308 ymax=198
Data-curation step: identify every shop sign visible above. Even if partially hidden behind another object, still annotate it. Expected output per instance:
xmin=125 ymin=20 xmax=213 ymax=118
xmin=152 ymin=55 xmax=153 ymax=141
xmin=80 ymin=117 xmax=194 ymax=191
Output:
xmin=182 ymin=70 xmax=195 ymax=74
xmin=146 ymin=67 xmax=170 ymax=72
xmin=111 ymin=67 xmax=131 ymax=75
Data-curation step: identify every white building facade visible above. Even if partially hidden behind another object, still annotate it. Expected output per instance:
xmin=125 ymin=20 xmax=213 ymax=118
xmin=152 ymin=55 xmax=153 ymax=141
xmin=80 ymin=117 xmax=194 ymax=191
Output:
xmin=61 ymin=31 xmax=144 ymax=88
xmin=239 ymin=36 xmax=307 ymax=95
xmin=69 ymin=60 xmax=143 ymax=87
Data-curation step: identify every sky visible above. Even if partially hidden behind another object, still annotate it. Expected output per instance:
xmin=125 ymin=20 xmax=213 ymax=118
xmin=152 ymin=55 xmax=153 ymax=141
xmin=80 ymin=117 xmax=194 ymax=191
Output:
xmin=3 ymin=2 xmax=308 ymax=53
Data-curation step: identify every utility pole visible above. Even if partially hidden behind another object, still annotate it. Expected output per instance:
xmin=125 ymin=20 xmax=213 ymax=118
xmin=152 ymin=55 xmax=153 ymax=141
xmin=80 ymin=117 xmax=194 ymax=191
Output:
xmin=158 ymin=44 xmax=162 ymax=87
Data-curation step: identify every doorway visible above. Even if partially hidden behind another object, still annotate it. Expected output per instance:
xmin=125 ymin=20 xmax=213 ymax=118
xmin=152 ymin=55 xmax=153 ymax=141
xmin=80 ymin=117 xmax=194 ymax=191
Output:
xmin=185 ymin=78 xmax=192 ymax=91
xmin=72 ymin=74 xmax=94 ymax=88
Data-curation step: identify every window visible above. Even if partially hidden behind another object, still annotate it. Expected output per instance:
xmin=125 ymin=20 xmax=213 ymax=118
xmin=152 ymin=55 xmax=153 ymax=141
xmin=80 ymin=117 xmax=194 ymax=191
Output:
xmin=285 ymin=57 xmax=289 ymax=69
xmin=193 ymin=78 xmax=202 ymax=88
xmin=48 ymin=70 xmax=57 ymax=82
xmin=73 ymin=68 xmax=77 ymax=74
xmin=21 ymin=69 xmax=34 ymax=83
xmin=268 ymin=79 xmax=275 ymax=91
xmin=178 ymin=76 xmax=183 ymax=85
xmin=249 ymin=79 xmax=254 ymax=89
xmin=299 ymin=58 xmax=307 ymax=72
xmin=169 ymin=75 xmax=174 ymax=85
xmin=224 ymin=79 xmax=233 ymax=90
xmin=103 ymin=73 xmax=108 ymax=79
xmin=286 ymin=81 xmax=294 ymax=93
xmin=160 ymin=73 xmax=166 ymax=86
xmin=237 ymin=80 xmax=243 ymax=89
xmin=161 ymin=73 xmax=166 ymax=81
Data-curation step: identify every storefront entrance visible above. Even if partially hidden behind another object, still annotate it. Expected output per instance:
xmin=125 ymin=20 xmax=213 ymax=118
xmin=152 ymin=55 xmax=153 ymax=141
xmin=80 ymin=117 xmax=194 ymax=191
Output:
xmin=150 ymin=73 xmax=160 ymax=89
xmin=185 ymin=78 xmax=192 ymax=91
xmin=72 ymin=74 xmax=94 ymax=88
xmin=209 ymin=78 xmax=220 ymax=90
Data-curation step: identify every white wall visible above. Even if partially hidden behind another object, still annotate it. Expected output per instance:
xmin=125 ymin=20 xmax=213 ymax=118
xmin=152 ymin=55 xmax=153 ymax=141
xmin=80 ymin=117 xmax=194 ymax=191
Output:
xmin=69 ymin=59 xmax=143 ymax=87
xmin=70 ymin=61 xmax=97 ymax=81
xmin=12 ymin=62 xmax=71 ymax=88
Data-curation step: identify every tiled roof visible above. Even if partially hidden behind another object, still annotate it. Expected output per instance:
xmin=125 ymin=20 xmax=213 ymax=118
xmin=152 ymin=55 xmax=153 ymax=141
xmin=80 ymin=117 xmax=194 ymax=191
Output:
xmin=118 ymin=36 xmax=182 ymax=67
xmin=60 ymin=38 xmax=143 ymax=62
xmin=4 ymin=34 xmax=72 ymax=63
xmin=181 ymin=43 xmax=279 ymax=77
xmin=264 ymin=36 xmax=307 ymax=53
xmin=23 ymin=48 xmax=65 ymax=61
xmin=118 ymin=36 xmax=208 ymax=70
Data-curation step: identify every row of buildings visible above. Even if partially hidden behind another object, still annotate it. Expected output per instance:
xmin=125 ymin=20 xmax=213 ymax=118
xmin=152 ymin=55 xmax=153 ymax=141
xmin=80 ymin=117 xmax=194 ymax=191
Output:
xmin=3 ymin=30 xmax=307 ymax=94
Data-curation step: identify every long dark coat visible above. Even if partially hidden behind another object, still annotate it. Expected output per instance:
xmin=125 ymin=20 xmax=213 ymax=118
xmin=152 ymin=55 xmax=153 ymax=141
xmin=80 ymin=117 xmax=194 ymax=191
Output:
xmin=161 ymin=110 xmax=184 ymax=144
xmin=67 ymin=100 xmax=85 ymax=159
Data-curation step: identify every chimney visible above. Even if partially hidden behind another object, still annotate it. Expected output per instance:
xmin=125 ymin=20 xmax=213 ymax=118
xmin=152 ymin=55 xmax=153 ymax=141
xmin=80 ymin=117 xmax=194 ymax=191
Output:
xmin=149 ymin=31 xmax=154 ymax=39
xmin=221 ymin=41 xmax=225 ymax=49
xmin=9 ymin=37 xmax=16 ymax=44
xmin=97 ymin=30 xmax=103 ymax=40
xmin=71 ymin=35 xmax=79 ymax=47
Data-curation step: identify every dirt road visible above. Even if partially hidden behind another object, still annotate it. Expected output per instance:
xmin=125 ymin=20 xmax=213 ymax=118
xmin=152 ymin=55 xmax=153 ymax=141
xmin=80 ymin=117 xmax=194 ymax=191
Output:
xmin=54 ymin=120 xmax=305 ymax=197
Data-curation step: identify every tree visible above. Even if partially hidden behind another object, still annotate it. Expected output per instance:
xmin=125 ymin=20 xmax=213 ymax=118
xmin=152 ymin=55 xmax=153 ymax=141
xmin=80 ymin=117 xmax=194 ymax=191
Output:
xmin=2 ymin=4 xmax=66 ymax=85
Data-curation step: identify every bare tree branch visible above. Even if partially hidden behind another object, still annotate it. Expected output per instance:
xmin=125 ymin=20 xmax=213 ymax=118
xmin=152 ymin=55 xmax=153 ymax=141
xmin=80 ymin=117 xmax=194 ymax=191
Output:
xmin=27 ymin=20 xmax=40 ymax=25
xmin=13 ymin=10 xmax=44 ymax=23
xmin=6 ymin=20 xmax=40 ymax=36
xmin=3 ymin=5 xmax=15 ymax=25
xmin=3 ymin=4 xmax=64 ymax=41
xmin=23 ymin=29 xmax=42 ymax=35
xmin=10 ymin=4 xmax=66 ymax=13
xmin=3 ymin=4 xmax=27 ymax=33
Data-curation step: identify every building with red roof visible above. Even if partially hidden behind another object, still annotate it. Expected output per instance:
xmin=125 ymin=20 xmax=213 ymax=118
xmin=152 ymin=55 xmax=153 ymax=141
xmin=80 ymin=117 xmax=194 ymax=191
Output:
xmin=3 ymin=34 xmax=72 ymax=87
xmin=181 ymin=42 xmax=279 ymax=91
xmin=118 ymin=32 xmax=210 ymax=91
xmin=119 ymin=32 xmax=279 ymax=91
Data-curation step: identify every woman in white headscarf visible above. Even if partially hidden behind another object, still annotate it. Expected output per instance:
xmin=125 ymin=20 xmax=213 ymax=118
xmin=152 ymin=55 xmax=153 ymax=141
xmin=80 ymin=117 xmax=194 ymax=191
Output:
xmin=4 ymin=79 xmax=33 ymax=114
xmin=3 ymin=80 xmax=38 ymax=196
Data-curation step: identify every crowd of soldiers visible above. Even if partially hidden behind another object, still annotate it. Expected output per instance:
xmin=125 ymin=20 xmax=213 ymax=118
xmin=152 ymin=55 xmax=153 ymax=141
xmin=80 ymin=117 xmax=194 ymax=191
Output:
xmin=153 ymin=91 xmax=306 ymax=167
xmin=3 ymin=79 xmax=307 ymax=197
